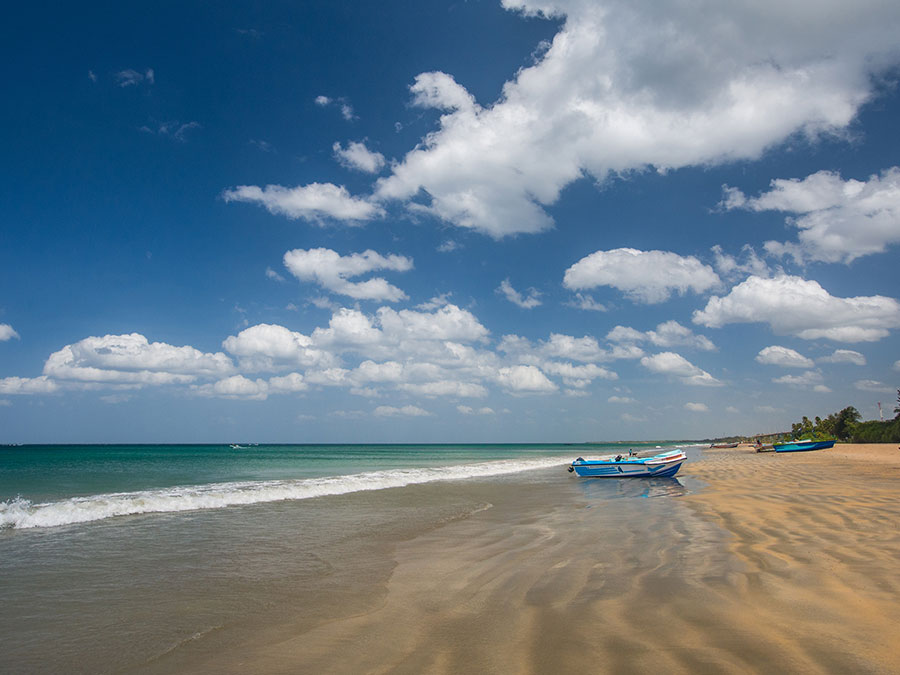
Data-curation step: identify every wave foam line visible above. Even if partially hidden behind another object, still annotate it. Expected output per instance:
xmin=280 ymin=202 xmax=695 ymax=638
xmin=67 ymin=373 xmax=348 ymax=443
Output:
xmin=0 ymin=457 xmax=565 ymax=530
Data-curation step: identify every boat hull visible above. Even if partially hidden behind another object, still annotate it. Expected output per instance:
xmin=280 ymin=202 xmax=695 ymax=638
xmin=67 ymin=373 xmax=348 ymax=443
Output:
xmin=570 ymin=450 xmax=686 ymax=478
xmin=773 ymin=440 xmax=835 ymax=453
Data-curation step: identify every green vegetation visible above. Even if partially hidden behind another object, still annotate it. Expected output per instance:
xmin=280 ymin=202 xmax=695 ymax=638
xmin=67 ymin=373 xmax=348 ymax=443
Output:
xmin=789 ymin=390 xmax=900 ymax=443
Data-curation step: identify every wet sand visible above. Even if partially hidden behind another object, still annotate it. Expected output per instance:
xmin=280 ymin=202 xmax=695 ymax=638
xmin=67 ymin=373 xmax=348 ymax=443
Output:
xmin=144 ymin=444 xmax=900 ymax=674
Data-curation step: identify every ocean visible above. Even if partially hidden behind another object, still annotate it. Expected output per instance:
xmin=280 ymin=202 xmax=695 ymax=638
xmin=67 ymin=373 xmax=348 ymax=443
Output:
xmin=0 ymin=443 xmax=699 ymax=673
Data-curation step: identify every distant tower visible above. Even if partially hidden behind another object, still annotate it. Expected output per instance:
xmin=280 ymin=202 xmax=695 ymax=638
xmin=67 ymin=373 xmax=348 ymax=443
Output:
xmin=877 ymin=402 xmax=883 ymax=421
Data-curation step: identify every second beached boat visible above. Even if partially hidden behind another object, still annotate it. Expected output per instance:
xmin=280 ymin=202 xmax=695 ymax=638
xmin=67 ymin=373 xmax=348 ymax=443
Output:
xmin=568 ymin=448 xmax=687 ymax=478
xmin=772 ymin=439 xmax=835 ymax=452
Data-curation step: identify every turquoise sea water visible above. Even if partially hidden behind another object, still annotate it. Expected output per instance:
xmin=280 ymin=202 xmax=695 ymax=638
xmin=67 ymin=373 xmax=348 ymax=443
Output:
xmin=0 ymin=443 xmax=698 ymax=673
xmin=0 ymin=442 xmax=680 ymax=529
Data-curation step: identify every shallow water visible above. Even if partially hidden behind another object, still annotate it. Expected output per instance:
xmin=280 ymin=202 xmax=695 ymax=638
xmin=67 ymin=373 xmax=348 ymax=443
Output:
xmin=1 ymin=443 xmax=700 ymax=673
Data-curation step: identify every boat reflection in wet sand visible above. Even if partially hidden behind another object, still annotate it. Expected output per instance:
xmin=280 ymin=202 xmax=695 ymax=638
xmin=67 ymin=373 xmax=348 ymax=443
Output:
xmin=568 ymin=448 xmax=687 ymax=478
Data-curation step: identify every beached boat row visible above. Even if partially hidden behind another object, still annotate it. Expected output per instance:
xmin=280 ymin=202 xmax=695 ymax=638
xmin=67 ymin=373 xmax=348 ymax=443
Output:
xmin=568 ymin=438 xmax=837 ymax=478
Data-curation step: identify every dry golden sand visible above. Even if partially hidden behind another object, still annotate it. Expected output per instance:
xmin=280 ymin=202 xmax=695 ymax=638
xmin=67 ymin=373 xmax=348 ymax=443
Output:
xmin=150 ymin=444 xmax=900 ymax=674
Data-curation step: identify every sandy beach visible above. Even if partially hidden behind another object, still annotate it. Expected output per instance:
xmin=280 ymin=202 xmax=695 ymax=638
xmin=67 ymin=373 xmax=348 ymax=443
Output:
xmin=136 ymin=443 xmax=900 ymax=674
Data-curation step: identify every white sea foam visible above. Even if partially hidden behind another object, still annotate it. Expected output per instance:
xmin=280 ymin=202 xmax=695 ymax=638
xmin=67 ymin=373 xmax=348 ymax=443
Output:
xmin=0 ymin=457 xmax=565 ymax=530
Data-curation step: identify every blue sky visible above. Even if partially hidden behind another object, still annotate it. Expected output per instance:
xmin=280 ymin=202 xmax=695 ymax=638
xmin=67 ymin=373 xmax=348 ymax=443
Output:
xmin=2 ymin=0 xmax=899 ymax=443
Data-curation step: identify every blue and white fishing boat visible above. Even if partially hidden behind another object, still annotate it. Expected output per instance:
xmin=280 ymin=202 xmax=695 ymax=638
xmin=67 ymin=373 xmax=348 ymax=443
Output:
xmin=568 ymin=448 xmax=687 ymax=478
xmin=772 ymin=439 xmax=835 ymax=453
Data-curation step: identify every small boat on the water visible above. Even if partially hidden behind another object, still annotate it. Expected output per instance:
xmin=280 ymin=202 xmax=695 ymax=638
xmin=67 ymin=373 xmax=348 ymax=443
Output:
xmin=772 ymin=439 xmax=835 ymax=453
xmin=568 ymin=448 xmax=687 ymax=478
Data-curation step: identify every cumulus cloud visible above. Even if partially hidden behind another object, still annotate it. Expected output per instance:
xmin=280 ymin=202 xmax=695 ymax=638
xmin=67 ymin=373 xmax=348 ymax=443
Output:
xmin=542 ymin=361 xmax=617 ymax=387
xmin=684 ymin=402 xmax=709 ymax=412
xmin=0 ymin=324 xmax=19 ymax=341
xmin=640 ymin=352 xmax=723 ymax=386
xmin=495 ymin=365 xmax=557 ymax=393
xmin=499 ymin=333 xmax=612 ymax=363
xmin=497 ymin=278 xmax=542 ymax=308
xmin=369 ymin=0 xmax=900 ymax=237
xmin=192 ymin=375 xmax=269 ymax=400
xmin=710 ymin=245 xmax=769 ymax=281
xmin=819 ymin=349 xmax=866 ymax=366
xmin=773 ymin=370 xmax=829 ymax=391
xmin=564 ymin=249 xmax=720 ymax=303
xmin=608 ymin=395 xmax=635 ymax=404
xmin=755 ymin=346 xmax=815 ymax=368
xmin=607 ymin=320 xmax=715 ymax=351
xmin=374 ymin=405 xmax=432 ymax=417
xmin=222 ymin=183 xmax=384 ymax=223
xmin=283 ymin=248 xmax=413 ymax=302
xmin=854 ymin=379 xmax=895 ymax=393
xmin=694 ymin=274 xmax=900 ymax=342
xmin=44 ymin=334 xmax=234 ymax=385
xmin=0 ymin=376 xmax=58 ymax=395
xmin=223 ymin=324 xmax=335 ymax=371
xmin=399 ymin=380 xmax=488 ymax=398
xmin=723 ymin=168 xmax=900 ymax=263
xmin=457 ymin=405 xmax=495 ymax=415
xmin=333 ymin=141 xmax=386 ymax=173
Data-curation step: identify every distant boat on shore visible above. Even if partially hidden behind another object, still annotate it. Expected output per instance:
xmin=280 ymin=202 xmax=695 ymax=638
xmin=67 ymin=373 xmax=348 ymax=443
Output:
xmin=772 ymin=439 xmax=835 ymax=453
xmin=709 ymin=442 xmax=739 ymax=449
xmin=568 ymin=448 xmax=687 ymax=478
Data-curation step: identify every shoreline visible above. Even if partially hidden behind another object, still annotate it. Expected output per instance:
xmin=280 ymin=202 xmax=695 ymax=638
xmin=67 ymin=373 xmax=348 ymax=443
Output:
xmin=140 ymin=443 xmax=900 ymax=674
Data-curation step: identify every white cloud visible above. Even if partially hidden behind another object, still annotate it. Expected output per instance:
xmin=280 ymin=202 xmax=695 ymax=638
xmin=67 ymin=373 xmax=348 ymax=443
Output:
xmin=854 ymin=379 xmax=895 ymax=393
xmin=374 ymin=405 xmax=432 ymax=417
xmin=684 ymin=402 xmax=709 ymax=412
xmin=223 ymin=183 xmax=384 ymax=223
xmin=640 ymin=352 xmax=723 ymax=386
xmin=495 ymin=365 xmax=557 ymax=392
xmin=223 ymin=324 xmax=335 ymax=372
xmin=772 ymin=371 xmax=828 ymax=391
xmin=723 ymin=168 xmax=900 ymax=263
xmin=87 ymin=70 xmax=97 ymax=83
xmin=192 ymin=375 xmax=269 ymax=400
xmin=567 ymin=293 xmax=607 ymax=312
xmin=542 ymin=361 xmax=617 ymax=386
xmin=755 ymin=346 xmax=815 ymax=369
xmin=819 ymin=349 xmax=866 ymax=366
xmin=265 ymin=266 xmax=285 ymax=282
xmin=371 ymin=1 xmax=900 ymax=237
xmin=894 ymin=360 xmax=900 ymax=371
xmin=457 ymin=405 xmax=495 ymax=415
xmin=0 ymin=324 xmax=19 ymax=341
xmin=497 ymin=278 xmax=542 ymax=309
xmin=606 ymin=320 xmax=715 ymax=351
xmin=44 ymin=334 xmax=234 ymax=385
xmin=608 ymin=395 xmax=635 ymax=404
xmin=694 ymin=274 xmax=900 ymax=342
xmin=0 ymin=376 xmax=58 ymax=395
xmin=399 ymin=381 xmax=488 ymax=398
xmin=500 ymin=333 xmax=608 ymax=363
xmin=283 ymin=248 xmax=413 ymax=302
xmin=333 ymin=141 xmax=386 ymax=173
xmin=116 ymin=68 xmax=154 ymax=87
xmin=564 ymin=249 xmax=720 ymax=304
xmin=710 ymin=245 xmax=769 ymax=281
xmin=268 ymin=372 xmax=309 ymax=394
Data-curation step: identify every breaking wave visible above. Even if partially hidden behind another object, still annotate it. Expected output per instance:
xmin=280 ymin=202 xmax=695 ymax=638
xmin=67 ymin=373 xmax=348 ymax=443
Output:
xmin=0 ymin=457 xmax=565 ymax=530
